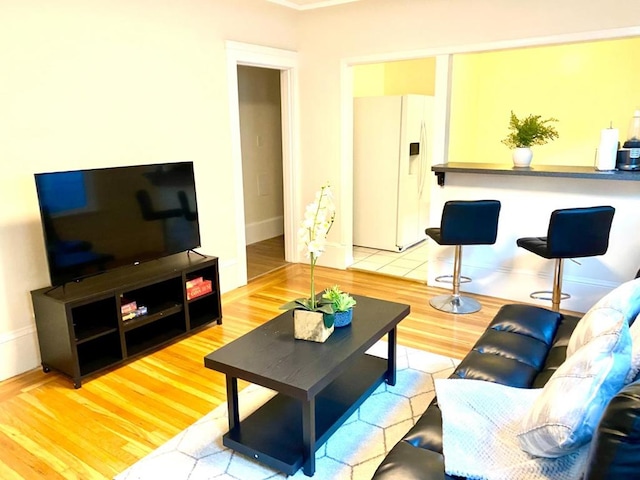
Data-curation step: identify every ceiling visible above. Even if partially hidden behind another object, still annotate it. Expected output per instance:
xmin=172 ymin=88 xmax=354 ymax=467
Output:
xmin=266 ymin=0 xmax=361 ymax=10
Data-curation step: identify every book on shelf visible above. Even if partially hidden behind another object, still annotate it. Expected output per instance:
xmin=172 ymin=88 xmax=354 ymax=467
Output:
xmin=187 ymin=279 xmax=212 ymax=300
xmin=185 ymin=276 xmax=204 ymax=289
xmin=121 ymin=299 xmax=137 ymax=315
xmin=122 ymin=305 xmax=148 ymax=321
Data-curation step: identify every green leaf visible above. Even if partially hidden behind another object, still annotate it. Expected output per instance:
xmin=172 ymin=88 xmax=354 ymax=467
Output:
xmin=501 ymin=111 xmax=559 ymax=149
xmin=279 ymin=298 xmax=311 ymax=311
xmin=321 ymin=285 xmax=357 ymax=312
xmin=323 ymin=313 xmax=334 ymax=328
xmin=316 ymin=303 xmax=335 ymax=314
xmin=279 ymin=297 xmax=334 ymax=314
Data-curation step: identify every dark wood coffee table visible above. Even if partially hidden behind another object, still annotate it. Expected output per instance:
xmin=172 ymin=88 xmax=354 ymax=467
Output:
xmin=203 ymin=294 xmax=409 ymax=476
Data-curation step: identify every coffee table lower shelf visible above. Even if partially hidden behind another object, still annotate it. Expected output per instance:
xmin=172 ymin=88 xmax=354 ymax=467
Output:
xmin=223 ymin=354 xmax=388 ymax=475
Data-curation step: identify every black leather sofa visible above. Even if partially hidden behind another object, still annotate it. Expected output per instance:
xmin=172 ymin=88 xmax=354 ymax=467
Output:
xmin=373 ymin=303 xmax=640 ymax=480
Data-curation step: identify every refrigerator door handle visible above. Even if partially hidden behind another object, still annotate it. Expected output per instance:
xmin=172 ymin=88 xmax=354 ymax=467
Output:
xmin=418 ymin=120 xmax=428 ymax=197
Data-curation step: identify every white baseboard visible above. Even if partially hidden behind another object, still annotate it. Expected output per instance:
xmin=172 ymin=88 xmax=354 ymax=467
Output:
xmin=245 ymin=216 xmax=284 ymax=245
xmin=0 ymin=325 xmax=41 ymax=381
xmin=427 ymin=258 xmax=617 ymax=314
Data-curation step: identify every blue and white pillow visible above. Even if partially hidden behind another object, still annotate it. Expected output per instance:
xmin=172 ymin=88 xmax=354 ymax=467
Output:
xmin=567 ymin=306 xmax=625 ymax=357
xmin=590 ymin=277 xmax=640 ymax=324
xmin=568 ymin=277 xmax=640 ymax=384
xmin=518 ymin=313 xmax=631 ymax=457
xmin=628 ymin=311 xmax=640 ymax=384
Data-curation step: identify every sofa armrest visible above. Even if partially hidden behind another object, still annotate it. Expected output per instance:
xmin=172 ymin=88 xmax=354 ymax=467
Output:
xmin=583 ymin=379 xmax=640 ymax=480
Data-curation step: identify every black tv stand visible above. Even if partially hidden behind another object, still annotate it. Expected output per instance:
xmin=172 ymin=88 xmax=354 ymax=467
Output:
xmin=43 ymin=284 xmax=63 ymax=295
xmin=43 ymin=270 xmax=104 ymax=295
xmin=31 ymin=252 xmax=222 ymax=388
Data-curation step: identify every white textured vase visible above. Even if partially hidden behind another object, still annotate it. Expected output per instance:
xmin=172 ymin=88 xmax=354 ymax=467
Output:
xmin=293 ymin=310 xmax=334 ymax=343
xmin=512 ymin=147 xmax=533 ymax=167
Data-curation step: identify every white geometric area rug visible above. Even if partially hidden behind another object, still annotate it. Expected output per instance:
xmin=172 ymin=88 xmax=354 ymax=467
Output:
xmin=115 ymin=342 xmax=458 ymax=480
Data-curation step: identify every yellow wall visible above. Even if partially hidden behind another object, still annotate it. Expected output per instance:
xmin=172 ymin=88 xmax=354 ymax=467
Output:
xmin=353 ymin=58 xmax=436 ymax=97
xmin=383 ymin=58 xmax=436 ymax=96
xmin=354 ymin=38 xmax=640 ymax=167
xmin=449 ymin=37 xmax=640 ymax=165
xmin=353 ymin=63 xmax=386 ymax=97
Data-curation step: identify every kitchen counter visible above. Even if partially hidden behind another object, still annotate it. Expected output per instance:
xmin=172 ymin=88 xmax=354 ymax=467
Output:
xmin=431 ymin=162 xmax=640 ymax=186
xmin=424 ymin=162 xmax=640 ymax=313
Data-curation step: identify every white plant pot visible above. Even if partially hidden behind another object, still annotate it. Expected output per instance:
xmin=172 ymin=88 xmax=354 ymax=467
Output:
xmin=293 ymin=310 xmax=334 ymax=343
xmin=512 ymin=147 xmax=533 ymax=167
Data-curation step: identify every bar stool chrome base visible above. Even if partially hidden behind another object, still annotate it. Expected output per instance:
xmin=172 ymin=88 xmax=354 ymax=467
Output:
xmin=430 ymin=294 xmax=481 ymax=314
xmin=434 ymin=274 xmax=471 ymax=284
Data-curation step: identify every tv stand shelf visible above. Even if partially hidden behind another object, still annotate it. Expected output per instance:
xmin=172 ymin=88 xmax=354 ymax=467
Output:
xmin=31 ymin=252 xmax=222 ymax=388
xmin=121 ymin=302 xmax=183 ymax=332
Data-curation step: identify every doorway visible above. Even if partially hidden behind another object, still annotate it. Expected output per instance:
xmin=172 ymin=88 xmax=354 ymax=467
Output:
xmin=237 ymin=65 xmax=287 ymax=280
xmin=225 ymin=41 xmax=300 ymax=288
xmin=349 ymin=59 xmax=437 ymax=282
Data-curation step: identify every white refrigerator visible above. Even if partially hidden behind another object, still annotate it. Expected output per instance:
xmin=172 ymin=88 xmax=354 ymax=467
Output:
xmin=353 ymin=94 xmax=434 ymax=252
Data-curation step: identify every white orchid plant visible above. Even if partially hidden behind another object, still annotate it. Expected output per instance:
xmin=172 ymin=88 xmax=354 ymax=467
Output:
xmin=280 ymin=183 xmax=336 ymax=315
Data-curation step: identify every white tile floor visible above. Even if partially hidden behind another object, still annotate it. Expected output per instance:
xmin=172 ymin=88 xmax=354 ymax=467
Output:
xmin=349 ymin=241 xmax=428 ymax=281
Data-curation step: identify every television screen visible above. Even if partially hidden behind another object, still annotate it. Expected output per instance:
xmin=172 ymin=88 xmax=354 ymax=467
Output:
xmin=35 ymin=162 xmax=201 ymax=286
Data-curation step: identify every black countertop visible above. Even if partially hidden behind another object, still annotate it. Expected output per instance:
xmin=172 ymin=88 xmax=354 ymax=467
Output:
xmin=431 ymin=162 xmax=640 ymax=186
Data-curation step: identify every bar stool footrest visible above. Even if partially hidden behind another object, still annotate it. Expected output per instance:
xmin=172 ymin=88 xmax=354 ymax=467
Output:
xmin=434 ymin=274 xmax=471 ymax=284
xmin=530 ymin=290 xmax=570 ymax=302
xmin=429 ymin=294 xmax=481 ymax=314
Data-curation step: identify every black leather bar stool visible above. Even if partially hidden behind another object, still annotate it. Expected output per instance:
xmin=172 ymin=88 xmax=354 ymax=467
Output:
xmin=516 ymin=205 xmax=615 ymax=311
xmin=426 ymin=200 xmax=501 ymax=314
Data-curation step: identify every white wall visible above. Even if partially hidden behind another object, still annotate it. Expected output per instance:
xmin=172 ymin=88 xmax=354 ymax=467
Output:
xmin=3 ymin=0 xmax=640 ymax=380
xmin=0 ymin=0 xmax=297 ymax=380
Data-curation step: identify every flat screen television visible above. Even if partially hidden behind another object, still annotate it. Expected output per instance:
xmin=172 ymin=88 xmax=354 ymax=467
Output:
xmin=34 ymin=162 xmax=201 ymax=286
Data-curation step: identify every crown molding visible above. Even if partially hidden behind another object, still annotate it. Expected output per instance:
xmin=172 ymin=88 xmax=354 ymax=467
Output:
xmin=266 ymin=0 xmax=360 ymax=11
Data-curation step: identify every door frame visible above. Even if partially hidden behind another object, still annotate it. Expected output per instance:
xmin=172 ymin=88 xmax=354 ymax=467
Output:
xmin=226 ymin=41 xmax=300 ymax=286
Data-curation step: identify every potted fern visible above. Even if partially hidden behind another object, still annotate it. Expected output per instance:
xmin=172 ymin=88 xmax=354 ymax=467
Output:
xmin=321 ymin=285 xmax=357 ymax=327
xmin=501 ymin=111 xmax=559 ymax=167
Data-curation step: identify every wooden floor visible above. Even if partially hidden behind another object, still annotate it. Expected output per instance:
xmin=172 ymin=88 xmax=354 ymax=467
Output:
xmin=246 ymin=235 xmax=288 ymax=280
xmin=0 ymin=264 xmax=529 ymax=479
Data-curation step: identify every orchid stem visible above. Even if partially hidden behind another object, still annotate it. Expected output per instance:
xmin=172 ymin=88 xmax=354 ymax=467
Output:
xmin=310 ymin=253 xmax=316 ymax=310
